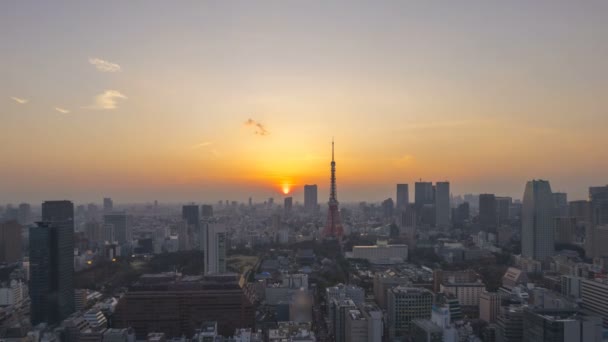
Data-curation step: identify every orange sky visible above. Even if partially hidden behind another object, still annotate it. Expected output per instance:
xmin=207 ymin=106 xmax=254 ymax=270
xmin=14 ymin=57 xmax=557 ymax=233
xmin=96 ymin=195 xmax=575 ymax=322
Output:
xmin=2 ymin=2 xmax=607 ymax=203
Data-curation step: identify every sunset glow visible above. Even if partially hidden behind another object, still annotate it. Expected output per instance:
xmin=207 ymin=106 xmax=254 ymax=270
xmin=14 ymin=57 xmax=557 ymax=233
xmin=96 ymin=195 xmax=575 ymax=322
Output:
xmin=1 ymin=2 xmax=607 ymax=203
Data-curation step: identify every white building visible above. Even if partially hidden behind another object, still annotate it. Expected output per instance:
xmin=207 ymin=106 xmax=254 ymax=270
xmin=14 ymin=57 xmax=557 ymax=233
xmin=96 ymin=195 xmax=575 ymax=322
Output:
xmin=205 ymin=223 xmax=226 ymax=274
xmin=440 ymin=280 xmax=485 ymax=306
xmin=0 ymin=279 xmax=26 ymax=306
xmin=351 ymin=240 xmax=408 ymax=264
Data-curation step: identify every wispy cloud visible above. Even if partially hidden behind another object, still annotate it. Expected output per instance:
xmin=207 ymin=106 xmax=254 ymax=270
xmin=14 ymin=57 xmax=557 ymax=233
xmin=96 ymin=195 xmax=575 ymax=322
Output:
xmin=391 ymin=154 xmax=415 ymax=168
xmin=11 ymin=97 xmax=28 ymax=104
xmin=54 ymin=107 xmax=70 ymax=114
xmin=193 ymin=141 xmax=213 ymax=148
xmin=244 ymin=118 xmax=269 ymax=136
xmin=85 ymin=90 xmax=127 ymax=110
xmin=89 ymin=57 xmax=121 ymax=72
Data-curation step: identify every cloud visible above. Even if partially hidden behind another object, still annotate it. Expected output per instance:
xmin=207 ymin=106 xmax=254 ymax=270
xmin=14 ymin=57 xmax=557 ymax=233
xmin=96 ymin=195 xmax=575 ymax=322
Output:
xmin=193 ymin=141 xmax=213 ymax=148
xmin=391 ymin=154 xmax=415 ymax=168
xmin=89 ymin=57 xmax=121 ymax=72
xmin=85 ymin=90 xmax=127 ymax=110
xmin=11 ymin=97 xmax=28 ymax=104
xmin=244 ymin=118 xmax=269 ymax=136
xmin=54 ymin=107 xmax=70 ymax=114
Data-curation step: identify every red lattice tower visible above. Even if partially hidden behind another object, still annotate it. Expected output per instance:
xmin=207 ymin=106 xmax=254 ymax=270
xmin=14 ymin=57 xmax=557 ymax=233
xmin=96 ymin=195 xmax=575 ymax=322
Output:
xmin=322 ymin=139 xmax=344 ymax=239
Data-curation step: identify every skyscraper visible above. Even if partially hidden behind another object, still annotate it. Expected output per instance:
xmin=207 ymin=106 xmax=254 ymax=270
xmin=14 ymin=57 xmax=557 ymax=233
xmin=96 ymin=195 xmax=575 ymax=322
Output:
xmin=182 ymin=204 xmax=200 ymax=228
xmin=396 ymin=184 xmax=409 ymax=212
xmin=17 ymin=203 xmax=31 ymax=225
xmin=414 ymin=182 xmax=434 ymax=209
xmin=479 ymin=194 xmax=497 ymax=233
xmin=205 ymin=223 xmax=226 ymax=274
xmin=322 ymin=140 xmax=344 ymax=239
xmin=31 ymin=200 xmax=75 ymax=325
xmin=304 ymin=185 xmax=318 ymax=213
xmin=553 ymin=192 xmax=569 ymax=217
xmin=104 ymin=212 xmax=130 ymax=244
xmin=284 ymin=197 xmax=293 ymax=214
xmin=435 ymin=182 xmax=450 ymax=228
xmin=181 ymin=204 xmax=199 ymax=249
xmin=0 ymin=221 xmax=21 ymax=263
xmin=103 ymin=197 xmax=113 ymax=212
xmin=495 ymin=196 xmax=512 ymax=226
xmin=201 ymin=204 xmax=214 ymax=218
xmin=522 ymin=180 xmax=555 ymax=261
xmin=590 ymin=185 xmax=608 ymax=226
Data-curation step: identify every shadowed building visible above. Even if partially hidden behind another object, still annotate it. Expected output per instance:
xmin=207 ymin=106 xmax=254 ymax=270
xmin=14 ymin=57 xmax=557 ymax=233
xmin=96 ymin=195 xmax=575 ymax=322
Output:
xmin=113 ymin=273 xmax=254 ymax=338
xmin=522 ymin=180 xmax=555 ymax=262
xmin=30 ymin=218 xmax=75 ymax=325
xmin=0 ymin=220 xmax=21 ymax=263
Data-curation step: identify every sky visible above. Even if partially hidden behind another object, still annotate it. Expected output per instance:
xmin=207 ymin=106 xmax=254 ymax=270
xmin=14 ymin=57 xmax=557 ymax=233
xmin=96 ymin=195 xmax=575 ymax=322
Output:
xmin=1 ymin=1 xmax=607 ymax=204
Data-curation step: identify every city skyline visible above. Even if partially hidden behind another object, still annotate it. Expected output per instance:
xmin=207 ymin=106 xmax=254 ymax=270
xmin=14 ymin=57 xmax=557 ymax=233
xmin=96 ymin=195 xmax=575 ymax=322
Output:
xmin=3 ymin=1 xmax=608 ymax=203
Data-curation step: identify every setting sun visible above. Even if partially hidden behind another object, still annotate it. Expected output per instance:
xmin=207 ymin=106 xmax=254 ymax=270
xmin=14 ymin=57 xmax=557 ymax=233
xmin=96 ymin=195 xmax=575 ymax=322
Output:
xmin=282 ymin=184 xmax=291 ymax=195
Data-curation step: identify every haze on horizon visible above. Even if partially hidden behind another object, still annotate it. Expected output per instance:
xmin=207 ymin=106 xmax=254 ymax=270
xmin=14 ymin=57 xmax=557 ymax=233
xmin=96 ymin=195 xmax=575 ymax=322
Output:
xmin=2 ymin=1 xmax=607 ymax=204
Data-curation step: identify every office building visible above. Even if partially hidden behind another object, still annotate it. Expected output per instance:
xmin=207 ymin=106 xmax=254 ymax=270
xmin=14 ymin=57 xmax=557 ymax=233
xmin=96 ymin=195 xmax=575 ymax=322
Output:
xmin=201 ymin=204 xmax=213 ymax=218
xmin=344 ymin=306 xmax=383 ymax=342
xmin=496 ymin=197 xmax=512 ymax=226
xmin=586 ymin=225 xmax=608 ymax=258
xmin=326 ymin=284 xmax=365 ymax=307
xmin=104 ymin=212 xmax=130 ymax=244
xmin=411 ymin=319 xmax=443 ymax=342
xmin=17 ymin=203 xmax=31 ymax=225
xmin=452 ymin=202 xmax=470 ymax=226
xmin=396 ymin=184 xmax=410 ymax=211
xmin=440 ymin=280 xmax=485 ymax=306
xmin=496 ymin=305 xmax=524 ymax=342
xmin=400 ymin=205 xmax=417 ymax=248
xmin=0 ymin=220 xmax=21 ymax=263
xmin=113 ymin=273 xmax=254 ymax=338
xmin=304 ymin=184 xmax=318 ymax=213
xmin=479 ymin=194 xmax=497 ymax=233
xmin=85 ymin=221 xmax=103 ymax=246
xmin=330 ymin=298 xmax=357 ymax=342
xmin=205 ymin=223 xmax=226 ymax=274
xmin=581 ymin=278 xmax=608 ymax=328
xmin=387 ymin=286 xmax=434 ymax=340
xmin=351 ymin=240 xmax=408 ymax=264
xmin=103 ymin=197 xmax=113 ymax=212
xmin=415 ymin=182 xmax=434 ymax=210
xmin=373 ymin=273 xmax=411 ymax=309
xmin=522 ymin=180 xmax=555 ymax=262
xmin=182 ymin=204 xmax=200 ymax=228
xmin=345 ymin=309 xmax=368 ymax=342
xmin=554 ymin=217 xmax=577 ymax=245
xmin=590 ymin=185 xmax=608 ymax=226
xmin=553 ymin=192 xmax=569 ymax=218
xmin=30 ymin=219 xmax=75 ymax=325
xmin=435 ymin=181 xmax=450 ymax=228
xmin=480 ymin=291 xmax=502 ymax=323
xmin=522 ymin=308 xmax=602 ymax=342
xmin=381 ymin=198 xmax=394 ymax=221
xmin=284 ymin=197 xmax=293 ymax=214
xmin=570 ymin=200 xmax=591 ymax=223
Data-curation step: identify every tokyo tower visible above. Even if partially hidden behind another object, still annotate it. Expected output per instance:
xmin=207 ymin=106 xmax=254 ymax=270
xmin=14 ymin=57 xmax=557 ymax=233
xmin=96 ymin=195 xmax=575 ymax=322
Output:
xmin=322 ymin=139 xmax=344 ymax=239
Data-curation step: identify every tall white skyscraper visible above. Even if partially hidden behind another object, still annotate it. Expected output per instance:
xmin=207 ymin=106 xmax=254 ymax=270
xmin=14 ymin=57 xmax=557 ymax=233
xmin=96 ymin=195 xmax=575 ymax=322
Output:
xmin=522 ymin=180 xmax=555 ymax=261
xmin=205 ymin=223 xmax=226 ymax=274
xmin=435 ymin=181 xmax=450 ymax=228
xmin=396 ymin=184 xmax=409 ymax=211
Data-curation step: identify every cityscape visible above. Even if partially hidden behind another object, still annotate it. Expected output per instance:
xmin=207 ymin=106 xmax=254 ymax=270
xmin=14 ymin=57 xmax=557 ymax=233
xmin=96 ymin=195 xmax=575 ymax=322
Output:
xmin=2 ymin=2 xmax=608 ymax=342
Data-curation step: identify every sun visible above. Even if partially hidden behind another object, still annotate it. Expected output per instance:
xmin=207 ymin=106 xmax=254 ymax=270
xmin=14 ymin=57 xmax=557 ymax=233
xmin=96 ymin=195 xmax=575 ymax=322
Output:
xmin=282 ymin=183 xmax=291 ymax=195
